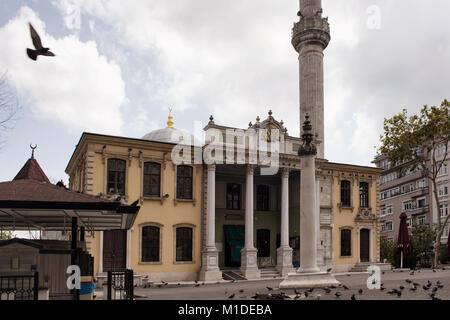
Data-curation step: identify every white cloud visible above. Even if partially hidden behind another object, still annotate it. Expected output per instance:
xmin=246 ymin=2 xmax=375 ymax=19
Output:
xmin=0 ymin=6 xmax=126 ymax=134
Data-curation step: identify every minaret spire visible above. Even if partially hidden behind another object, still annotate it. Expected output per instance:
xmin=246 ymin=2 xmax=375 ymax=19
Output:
xmin=293 ymin=0 xmax=330 ymax=158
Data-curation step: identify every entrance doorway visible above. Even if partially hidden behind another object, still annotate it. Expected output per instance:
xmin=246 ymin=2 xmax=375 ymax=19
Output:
xmin=223 ymin=225 xmax=244 ymax=268
xmin=103 ymin=229 xmax=127 ymax=271
xmin=360 ymin=229 xmax=370 ymax=263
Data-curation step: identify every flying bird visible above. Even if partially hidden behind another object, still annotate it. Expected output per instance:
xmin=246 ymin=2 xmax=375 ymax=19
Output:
xmin=26 ymin=23 xmax=55 ymax=61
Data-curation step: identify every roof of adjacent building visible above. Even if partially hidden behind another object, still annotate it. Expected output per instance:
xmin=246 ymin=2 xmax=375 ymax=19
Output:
xmin=13 ymin=156 xmax=51 ymax=183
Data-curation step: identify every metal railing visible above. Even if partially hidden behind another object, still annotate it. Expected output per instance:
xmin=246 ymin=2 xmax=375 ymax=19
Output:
xmin=106 ymin=269 xmax=133 ymax=300
xmin=0 ymin=272 xmax=39 ymax=300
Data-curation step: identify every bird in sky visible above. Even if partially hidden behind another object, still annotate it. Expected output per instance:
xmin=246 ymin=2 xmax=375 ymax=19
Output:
xmin=26 ymin=23 xmax=55 ymax=61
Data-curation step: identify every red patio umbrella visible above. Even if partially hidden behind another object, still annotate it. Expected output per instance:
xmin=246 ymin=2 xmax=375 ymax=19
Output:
xmin=398 ymin=212 xmax=411 ymax=269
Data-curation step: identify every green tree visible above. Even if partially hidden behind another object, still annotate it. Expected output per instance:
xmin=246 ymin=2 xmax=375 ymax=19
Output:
xmin=0 ymin=230 xmax=14 ymax=240
xmin=379 ymin=100 xmax=450 ymax=267
xmin=380 ymin=236 xmax=395 ymax=263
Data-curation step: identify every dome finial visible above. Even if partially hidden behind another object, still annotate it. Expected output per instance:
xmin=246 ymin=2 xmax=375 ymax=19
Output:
xmin=167 ymin=107 xmax=174 ymax=128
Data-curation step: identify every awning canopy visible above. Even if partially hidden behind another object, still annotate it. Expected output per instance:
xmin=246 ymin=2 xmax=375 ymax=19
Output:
xmin=0 ymin=179 xmax=139 ymax=231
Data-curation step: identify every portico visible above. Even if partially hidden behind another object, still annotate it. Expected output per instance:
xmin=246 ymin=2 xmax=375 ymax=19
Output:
xmin=199 ymin=143 xmax=299 ymax=281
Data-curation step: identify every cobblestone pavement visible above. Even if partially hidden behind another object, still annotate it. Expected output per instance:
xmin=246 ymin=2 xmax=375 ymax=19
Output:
xmin=122 ymin=268 xmax=450 ymax=300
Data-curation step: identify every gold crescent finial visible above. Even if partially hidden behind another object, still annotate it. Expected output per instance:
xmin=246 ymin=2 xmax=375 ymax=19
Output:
xmin=167 ymin=107 xmax=174 ymax=128
xmin=30 ymin=144 xmax=37 ymax=158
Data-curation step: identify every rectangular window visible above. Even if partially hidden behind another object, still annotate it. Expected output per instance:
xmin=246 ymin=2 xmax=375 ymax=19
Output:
xmin=440 ymin=204 xmax=449 ymax=217
xmin=403 ymin=201 xmax=413 ymax=211
xmin=381 ymin=224 xmax=386 ymax=232
xmin=406 ymin=218 xmax=412 ymax=227
xmin=341 ymin=180 xmax=351 ymax=207
xmin=385 ymin=221 xmax=393 ymax=231
xmin=143 ymin=162 xmax=161 ymax=197
xmin=386 ymin=206 xmax=392 ymax=215
xmin=256 ymin=185 xmax=270 ymax=211
xmin=176 ymin=166 xmax=193 ymax=200
xmin=418 ymin=180 xmax=425 ymax=189
xmin=417 ymin=198 xmax=426 ymax=208
xmin=418 ymin=215 xmax=426 ymax=225
xmin=176 ymin=227 xmax=193 ymax=262
xmin=226 ymin=183 xmax=241 ymax=210
xmin=107 ymin=159 xmax=126 ymax=195
xmin=340 ymin=229 xmax=351 ymax=257
xmin=360 ymin=182 xmax=369 ymax=208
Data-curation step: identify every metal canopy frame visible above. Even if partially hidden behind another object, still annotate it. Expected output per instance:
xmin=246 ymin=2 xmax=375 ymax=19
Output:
xmin=0 ymin=200 xmax=139 ymax=232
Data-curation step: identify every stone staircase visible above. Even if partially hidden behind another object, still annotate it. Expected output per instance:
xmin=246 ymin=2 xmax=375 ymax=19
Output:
xmin=222 ymin=267 xmax=282 ymax=280
xmin=259 ymin=267 xmax=282 ymax=279
xmin=350 ymin=262 xmax=372 ymax=273
xmin=350 ymin=262 xmax=392 ymax=273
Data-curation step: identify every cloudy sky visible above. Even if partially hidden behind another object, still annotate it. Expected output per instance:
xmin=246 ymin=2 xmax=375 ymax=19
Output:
xmin=0 ymin=0 xmax=449 ymax=184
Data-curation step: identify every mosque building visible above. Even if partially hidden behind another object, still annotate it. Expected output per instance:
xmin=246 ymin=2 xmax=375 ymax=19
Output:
xmin=65 ymin=0 xmax=384 ymax=283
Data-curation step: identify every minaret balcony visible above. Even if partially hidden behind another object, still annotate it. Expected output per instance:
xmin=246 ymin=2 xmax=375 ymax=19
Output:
xmin=292 ymin=16 xmax=330 ymax=51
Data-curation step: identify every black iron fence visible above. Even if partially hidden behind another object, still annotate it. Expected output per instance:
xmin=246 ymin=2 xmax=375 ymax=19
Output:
xmin=107 ymin=269 xmax=133 ymax=300
xmin=0 ymin=272 xmax=39 ymax=300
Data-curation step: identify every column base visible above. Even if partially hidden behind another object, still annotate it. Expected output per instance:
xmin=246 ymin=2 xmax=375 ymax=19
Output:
xmin=240 ymin=248 xmax=260 ymax=279
xmin=199 ymin=247 xmax=222 ymax=282
xmin=279 ymin=271 xmax=341 ymax=289
xmin=276 ymin=246 xmax=295 ymax=277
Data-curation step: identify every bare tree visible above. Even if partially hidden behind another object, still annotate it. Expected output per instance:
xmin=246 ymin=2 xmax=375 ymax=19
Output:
xmin=0 ymin=71 xmax=21 ymax=147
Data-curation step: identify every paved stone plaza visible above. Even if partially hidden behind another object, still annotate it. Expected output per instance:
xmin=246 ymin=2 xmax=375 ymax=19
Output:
xmin=97 ymin=268 xmax=450 ymax=300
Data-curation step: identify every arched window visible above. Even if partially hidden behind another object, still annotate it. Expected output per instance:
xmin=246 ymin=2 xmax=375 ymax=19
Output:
xmin=257 ymin=229 xmax=270 ymax=257
xmin=143 ymin=162 xmax=161 ymax=197
xmin=177 ymin=166 xmax=193 ymax=200
xmin=141 ymin=226 xmax=160 ymax=262
xmin=340 ymin=229 xmax=352 ymax=257
xmin=360 ymin=182 xmax=369 ymax=208
xmin=107 ymin=159 xmax=126 ymax=195
xmin=176 ymin=227 xmax=193 ymax=261
xmin=341 ymin=180 xmax=351 ymax=207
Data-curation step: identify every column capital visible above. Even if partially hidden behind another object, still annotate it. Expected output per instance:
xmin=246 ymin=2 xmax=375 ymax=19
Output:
xmin=246 ymin=164 xmax=255 ymax=175
xmin=207 ymin=164 xmax=216 ymax=172
xmin=281 ymin=167 xmax=290 ymax=178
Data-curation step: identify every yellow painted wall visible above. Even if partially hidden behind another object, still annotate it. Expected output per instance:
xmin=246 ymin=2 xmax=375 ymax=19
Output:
xmin=69 ymin=139 xmax=202 ymax=279
xmin=332 ymin=174 xmax=379 ymax=267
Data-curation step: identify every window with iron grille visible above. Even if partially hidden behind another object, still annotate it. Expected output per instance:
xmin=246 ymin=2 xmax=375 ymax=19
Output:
xmin=141 ymin=226 xmax=160 ymax=262
xmin=256 ymin=185 xmax=270 ymax=211
xmin=176 ymin=227 xmax=193 ymax=262
xmin=256 ymin=229 xmax=270 ymax=257
xmin=360 ymin=182 xmax=369 ymax=208
xmin=107 ymin=159 xmax=126 ymax=195
xmin=143 ymin=162 xmax=161 ymax=197
xmin=176 ymin=166 xmax=193 ymax=199
xmin=341 ymin=180 xmax=351 ymax=207
xmin=340 ymin=229 xmax=351 ymax=257
xmin=226 ymin=183 xmax=241 ymax=210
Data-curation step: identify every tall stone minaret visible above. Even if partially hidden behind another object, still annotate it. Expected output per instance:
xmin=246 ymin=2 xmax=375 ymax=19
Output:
xmin=292 ymin=0 xmax=330 ymax=159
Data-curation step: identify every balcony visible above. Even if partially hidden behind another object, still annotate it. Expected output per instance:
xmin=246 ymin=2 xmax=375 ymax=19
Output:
xmin=406 ymin=205 xmax=429 ymax=216
xmin=409 ymin=186 xmax=429 ymax=198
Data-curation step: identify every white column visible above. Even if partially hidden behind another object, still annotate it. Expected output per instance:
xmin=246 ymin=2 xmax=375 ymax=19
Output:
xmin=240 ymin=165 xmax=260 ymax=279
xmin=281 ymin=169 xmax=289 ymax=246
xmin=245 ymin=165 xmax=255 ymax=249
xmin=206 ymin=165 xmax=216 ymax=248
xmin=99 ymin=231 xmax=103 ymax=274
xmin=276 ymin=168 xmax=295 ymax=276
xmin=199 ymin=165 xmax=222 ymax=281
xmin=298 ymin=155 xmax=320 ymax=273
